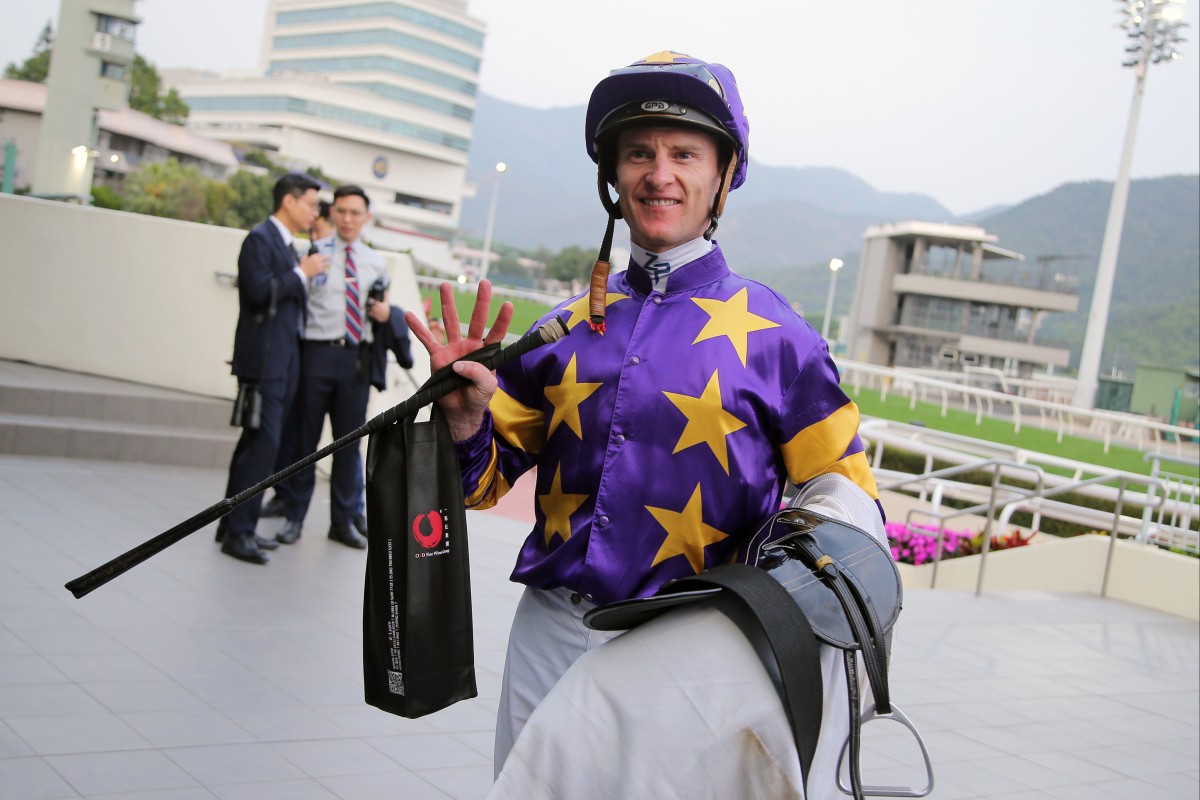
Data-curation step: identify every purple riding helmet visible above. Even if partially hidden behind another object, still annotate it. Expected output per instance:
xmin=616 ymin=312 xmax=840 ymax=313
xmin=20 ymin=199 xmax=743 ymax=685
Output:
xmin=582 ymin=51 xmax=751 ymax=332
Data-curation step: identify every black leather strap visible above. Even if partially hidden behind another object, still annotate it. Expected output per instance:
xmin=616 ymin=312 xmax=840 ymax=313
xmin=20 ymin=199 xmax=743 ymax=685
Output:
xmin=792 ymin=531 xmax=892 ymax=714
xmin=668 ymin=563 xmax=824 ymax=787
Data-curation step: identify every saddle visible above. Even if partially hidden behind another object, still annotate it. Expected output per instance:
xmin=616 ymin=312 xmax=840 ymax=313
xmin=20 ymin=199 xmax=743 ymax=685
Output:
xmin=585 ymin=506 xmax=934 ymax=799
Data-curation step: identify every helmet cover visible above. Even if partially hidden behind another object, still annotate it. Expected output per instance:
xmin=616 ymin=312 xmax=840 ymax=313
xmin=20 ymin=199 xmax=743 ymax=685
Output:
xmin=585 ymin=50 xmax=749 ymax=190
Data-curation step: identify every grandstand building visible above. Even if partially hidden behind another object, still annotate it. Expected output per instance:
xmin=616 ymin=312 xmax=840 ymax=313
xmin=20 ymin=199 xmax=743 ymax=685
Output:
xmin=844 ymin=221 xmax=1080 ymax=378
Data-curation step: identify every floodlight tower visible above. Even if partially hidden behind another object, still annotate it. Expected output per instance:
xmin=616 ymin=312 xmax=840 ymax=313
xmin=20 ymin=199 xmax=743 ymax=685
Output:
xmin=820 ymin=258 xmax=843 ymax=343
xmin=478 ymin=161 xmax=507 ymax=282
xmin=1073 ymin=0 xmax=1189 ymax=409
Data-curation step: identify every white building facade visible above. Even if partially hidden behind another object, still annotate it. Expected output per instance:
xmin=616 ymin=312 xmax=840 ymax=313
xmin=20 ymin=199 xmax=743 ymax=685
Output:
xmin=173 ymin=0 xmax=484 ymax=244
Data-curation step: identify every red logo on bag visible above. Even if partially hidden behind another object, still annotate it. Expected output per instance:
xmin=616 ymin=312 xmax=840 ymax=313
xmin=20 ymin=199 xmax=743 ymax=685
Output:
xmin=412 ymin=510 xmax=444 ymax=549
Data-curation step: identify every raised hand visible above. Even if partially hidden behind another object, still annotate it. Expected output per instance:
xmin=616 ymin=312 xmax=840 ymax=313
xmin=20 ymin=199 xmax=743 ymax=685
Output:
xmin=405 ymin=280 xmax=514 ymax=441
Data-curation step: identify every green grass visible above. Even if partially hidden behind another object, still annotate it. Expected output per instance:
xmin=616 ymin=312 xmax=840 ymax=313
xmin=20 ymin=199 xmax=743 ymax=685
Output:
xmin=850 ymin=388 xmax=1162 ymax=477
xmin=419 ymin=285 xmax=555 ymax=339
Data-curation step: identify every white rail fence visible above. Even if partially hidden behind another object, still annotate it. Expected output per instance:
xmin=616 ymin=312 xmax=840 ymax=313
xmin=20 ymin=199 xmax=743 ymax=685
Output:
xmin=840 ymin=360 xmax=1198 ymax=456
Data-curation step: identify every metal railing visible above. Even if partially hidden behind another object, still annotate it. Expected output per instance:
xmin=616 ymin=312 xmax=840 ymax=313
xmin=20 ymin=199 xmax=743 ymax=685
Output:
xmin=868 ymin=429 xmax=1173 ymax=597
xmin=1140 ymin=451 xmax=1200 ymax=555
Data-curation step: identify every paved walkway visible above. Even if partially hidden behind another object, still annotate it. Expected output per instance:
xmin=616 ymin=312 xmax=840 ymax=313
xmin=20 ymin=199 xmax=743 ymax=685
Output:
xmin=1 ymin=454 xmax=1197 ymax=799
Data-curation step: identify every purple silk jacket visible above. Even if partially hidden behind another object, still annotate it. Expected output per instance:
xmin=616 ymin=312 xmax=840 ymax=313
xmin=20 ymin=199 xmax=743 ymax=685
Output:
xmin=455 ymin=245 xmax=879 ymax=606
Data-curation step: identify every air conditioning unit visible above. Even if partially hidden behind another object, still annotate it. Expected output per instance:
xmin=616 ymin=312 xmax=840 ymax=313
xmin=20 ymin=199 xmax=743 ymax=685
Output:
xmin=961 ymin=352 xmax=981 ymax=367
xmin=92 ymin=32 xmax=113 ymax=52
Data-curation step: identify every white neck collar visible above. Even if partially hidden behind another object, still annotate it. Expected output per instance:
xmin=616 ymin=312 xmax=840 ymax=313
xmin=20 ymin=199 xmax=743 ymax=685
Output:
xmin=630 ymin=237 xmax=714 ymax=289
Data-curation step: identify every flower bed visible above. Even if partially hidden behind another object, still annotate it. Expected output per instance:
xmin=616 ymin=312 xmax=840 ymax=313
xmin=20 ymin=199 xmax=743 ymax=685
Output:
xmin=886 ymin=521 xmax=1034 ymax=566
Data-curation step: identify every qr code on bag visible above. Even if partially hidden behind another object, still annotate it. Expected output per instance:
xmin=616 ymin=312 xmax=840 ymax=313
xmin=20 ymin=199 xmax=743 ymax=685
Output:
xmin=388 ymin=670 xmax=405 ymax=696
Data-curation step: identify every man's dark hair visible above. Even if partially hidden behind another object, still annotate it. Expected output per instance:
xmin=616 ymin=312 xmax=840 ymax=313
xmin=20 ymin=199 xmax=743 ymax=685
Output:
xmin=333 ymin=184 xmax=371 ymax=210
xmin=272 ymin=172 xmax=321 ymax=212
xmin=318 ymin=199 xmax=331 ymax=220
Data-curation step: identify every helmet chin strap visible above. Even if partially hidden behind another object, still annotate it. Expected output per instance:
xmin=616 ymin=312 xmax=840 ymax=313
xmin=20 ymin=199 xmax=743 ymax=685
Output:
xmin=588 ymin=168 xmax=624 ymax=334
xmin=705 ymin=156 xmax=737 ymax=240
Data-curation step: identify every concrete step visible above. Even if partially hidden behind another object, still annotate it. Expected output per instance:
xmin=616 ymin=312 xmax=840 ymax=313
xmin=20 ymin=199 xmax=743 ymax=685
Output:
xmin=0 ymin=383 xmax=233 ymax=429
xmin=0 ymin=359 xmax=237 ymax=467
xmin=0 ymin=411 xmax=238 ymax=469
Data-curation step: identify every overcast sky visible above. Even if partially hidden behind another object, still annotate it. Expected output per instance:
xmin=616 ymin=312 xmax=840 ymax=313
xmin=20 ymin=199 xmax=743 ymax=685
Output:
xmin=3 ymin=0 xmax=1197 ymax=214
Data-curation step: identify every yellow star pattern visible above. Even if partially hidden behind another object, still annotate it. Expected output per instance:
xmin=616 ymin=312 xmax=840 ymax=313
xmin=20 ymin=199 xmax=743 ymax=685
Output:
xmin=646 ymin=484 xmax=730 ymax=574
xmin=544 ymin=354 xmax=602 ymax=440
xmin=691 ymin=288 xmax=780 ymax=367
xmin=662 ymin=370 xmax=747 ymax=474
xmin=538 ymin=465 xmax=589 ymax=545
xmin=560 ymin=292 xmax=630 ymax=331
xmin=642 ymin=50 xmax=688 ymax=64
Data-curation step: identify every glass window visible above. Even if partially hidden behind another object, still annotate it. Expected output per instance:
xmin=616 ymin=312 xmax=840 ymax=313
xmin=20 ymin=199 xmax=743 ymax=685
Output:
xmin=275 ymin=3 xmax=484 ymax=48
xmin=100 ymin=61 xmax=128 ymax=80
xmin=394 ymin=192 xmax=452 ymax=215
xmin=272 ymin=30 xmax=480 ymax=71
xmin=185 ymin=95 xmax=471 ymax=152
xmin=97 ymin=15 xmax=137 ymax=42
xmin=268 ymin=56 xmax=476 ymax=97
xmin=343 ymin=82 xmax=473 ymax=120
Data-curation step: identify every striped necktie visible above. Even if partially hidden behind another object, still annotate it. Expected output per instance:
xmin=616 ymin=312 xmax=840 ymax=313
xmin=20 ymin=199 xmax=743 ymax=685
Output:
xmin=345 ymin=244 xmax=363 ymax=344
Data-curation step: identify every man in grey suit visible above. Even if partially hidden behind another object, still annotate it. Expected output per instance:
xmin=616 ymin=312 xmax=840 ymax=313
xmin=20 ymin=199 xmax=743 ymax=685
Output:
xmin=217 ymin=173 xmax=329 ymax=565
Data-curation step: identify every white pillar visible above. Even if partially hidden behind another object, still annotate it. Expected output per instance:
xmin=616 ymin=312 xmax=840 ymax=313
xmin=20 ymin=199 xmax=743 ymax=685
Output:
xmin=1073 ymin=54 xmax=1151 ymax=408
xmin=478 ymin=162 xmax=507 ymax=283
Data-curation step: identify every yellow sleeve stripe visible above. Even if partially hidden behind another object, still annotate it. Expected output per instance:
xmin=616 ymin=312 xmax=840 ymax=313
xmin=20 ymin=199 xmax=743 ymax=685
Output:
xmin=464 ymin=439 xmax=515 ymax=509
xmin=780 ymin=401 xmax=862 ymax=484
xmin=822 ymin=451 xmax=879 ymax=500
xmin=490 ymin=386 xmax=545 ymax=455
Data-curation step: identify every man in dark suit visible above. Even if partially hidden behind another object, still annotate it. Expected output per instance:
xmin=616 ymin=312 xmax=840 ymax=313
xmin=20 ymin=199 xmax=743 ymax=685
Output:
xmin=271 ymin=185 xmax=414 ymax=549
xmin=218 ymin=173 xmax=329 ymax=564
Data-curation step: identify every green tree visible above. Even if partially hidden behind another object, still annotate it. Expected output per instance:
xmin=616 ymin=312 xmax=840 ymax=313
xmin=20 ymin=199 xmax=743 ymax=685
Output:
xmin=227 ymin=170 xmax=275 ymax=227
xmin=123 ymin=158 xmax=207 ymax=221
xmin=203 ymin=180 xmax=241 ymax=227
xmin=3 ymin=22 xmax=53 ymax=82
xmin=129 ymin=55 xmax=189 ymax=124
xmin=90 ymin=185 xmax=123 ymax=210
xmin=545 ymin=245 xmax=596 ymax=283
xmin=240 ymin=149 xmax=279 ymax=173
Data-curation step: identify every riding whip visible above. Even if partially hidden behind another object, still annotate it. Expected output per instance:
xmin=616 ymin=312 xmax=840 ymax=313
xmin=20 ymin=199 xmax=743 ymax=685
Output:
xmin=65 ymin=316 xmax=570 ymax=599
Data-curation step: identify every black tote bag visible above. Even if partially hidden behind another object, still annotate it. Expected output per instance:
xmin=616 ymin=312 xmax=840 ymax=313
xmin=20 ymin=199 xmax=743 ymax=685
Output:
xmin=363 ymin=404 xmax=477 ymax=718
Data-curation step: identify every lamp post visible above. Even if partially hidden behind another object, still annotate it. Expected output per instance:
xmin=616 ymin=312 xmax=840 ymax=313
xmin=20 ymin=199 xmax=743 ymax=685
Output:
xmin=821 ymin=258 xmax=844 ymax=343
xmin=479 ymin=161 xmax=507 ymax=283
xmin=1073 ymin=0 xmax=1188 ymax=409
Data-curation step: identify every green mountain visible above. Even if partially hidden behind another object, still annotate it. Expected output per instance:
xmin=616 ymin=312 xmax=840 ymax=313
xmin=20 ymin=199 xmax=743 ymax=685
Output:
xmin=977 ymin=176 xmax=1199 ymax=373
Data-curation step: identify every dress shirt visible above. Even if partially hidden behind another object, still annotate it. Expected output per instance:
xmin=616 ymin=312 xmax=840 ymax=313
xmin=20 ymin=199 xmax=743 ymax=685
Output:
xmin=455 ymin=243 xmax=879 ymax=606
xmin=304 ymin=236 xmax=388 ymax=342
xmin=268 ymin=215 xmax=308 ymax=285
